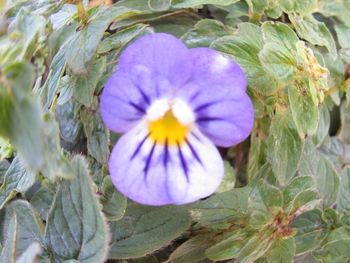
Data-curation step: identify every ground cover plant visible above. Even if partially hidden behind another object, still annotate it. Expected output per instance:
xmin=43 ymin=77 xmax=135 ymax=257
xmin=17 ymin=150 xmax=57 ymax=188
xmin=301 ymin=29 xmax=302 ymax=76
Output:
xmin=0 ymin=0 xmax=350 ymax=262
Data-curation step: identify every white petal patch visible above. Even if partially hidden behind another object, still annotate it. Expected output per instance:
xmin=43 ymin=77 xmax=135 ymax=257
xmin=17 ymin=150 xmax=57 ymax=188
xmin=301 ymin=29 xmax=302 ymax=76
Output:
xmin=165 ymin=128 xmax=224 ymax=204
xmin=146 ymin=98 xmax=170 ymax=121
xmin=109 ymin=123 xmax=224 ymax=206
xmin=211 ymin=54 xmax=230 ymax=74
xmin=172 ymin=98 xmax=195 ymax=125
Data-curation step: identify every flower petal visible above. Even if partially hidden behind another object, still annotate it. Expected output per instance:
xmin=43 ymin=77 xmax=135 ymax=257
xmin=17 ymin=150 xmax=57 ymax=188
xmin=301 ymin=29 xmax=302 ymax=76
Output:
xmin=178 ymin=48 xmax=254 ymax=147
xmin=118 ymin=33 xmax=192 ymax=87
xmin=109 ymin=124 xmax=224 ymax=205
xmin=100 ymin=70 xmax=172 ymax=133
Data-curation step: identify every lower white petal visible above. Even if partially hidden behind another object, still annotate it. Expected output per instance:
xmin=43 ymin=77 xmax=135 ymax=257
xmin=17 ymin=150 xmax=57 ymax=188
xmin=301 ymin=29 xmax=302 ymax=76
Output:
xmin=109 ymin=123 xmax=224 ymax=206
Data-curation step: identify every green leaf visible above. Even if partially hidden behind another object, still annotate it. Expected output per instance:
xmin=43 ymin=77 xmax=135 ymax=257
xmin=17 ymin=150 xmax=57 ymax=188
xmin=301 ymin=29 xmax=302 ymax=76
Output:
xmin=1 ymin=200 xmax=44 ymax=258
xmin=320 ymin=227 xmax=350 ymax=258
xmin=98 ymin=24 xmax=149 ymax=54
xmin=3 ymin=62 xmax=43 ymax=170
xmin=283 ymin=176 xmax=314 ymax=205
xmin=248 ymin=183 xmax=281 ymax=228
xmin=40 ymin=113 xmax=74 ymax=180
xmin=286 ymin=189 xmax=320 ymax=214
xmin=266 ymin=113 xmax=304 ymax=186
xmin=288 ymin=84 xmax=319 ymax=137
xmin=190 ymin=187 xmax=251 ymax=229
xmin=100 ymin=176 xmax=127 ymax=221
xmin=289 ymin=14 xmax=337 ymax=59
xmin=65 ymin=6 xmax=139 ymax=74
xmin=109 ymin=203 xmax=190 ymax=259
xmin=247 ymin=129 xmax=268 ymax=184
xmin=259 ymin=42 xmax=296 ymax=79
xmin=339 ymin=101 xmax=350 ymax=144
xmin=0 ymin=157 xmax=35 ymax=209
xmin=0 ymin=93 xmax=13 ymax=139
xmin=266 ymin=238 xmax=296 ymax=263
xmin=212 ymin=23 xmax=278 ymax=94
xmin=277 ymin=0 xmax=317 ymax=14
xmin=171 ymin=0 xmax=240 ymax=8
xmin=290 ymin=209 xmax=326 ymax=255
xmin=182 ymin=19 xmax=231 ymax=48
xmin=312 ymin=105 xmax=330 ymax=146
xmin=261 ymin=21 xmax=298 ymax=51
xmin=0 ymin=214 xmax=17 ymax=263
xmin=319 ymin=137 xmax=349 ymax=172
xmin=298 ymin=140 xmax=339 ymax=207
xmin=40 ymin=45 xmax=66 ymax=108
xmin=216 ymin=161 xmax=236 ymax=193
xmin=30 ymin=187 xmax=53 ymax=221
xmin=4 ymin=58 xmax=33 ymax=98
xmin=335 ymin=25 xmax=350 ymax=49
xmin=148 ymin=0 xmax=171 ymax=11
xmin=336 ymin=167 xmax=350 ymax=212
xmin=169 ymin=234 xmax=212 ymax=263
xmin=55 ymin=99 xmax=82 ymax=146
xmin=257 ymin=180 xmax=283 ymax=208
xmin=0 ymin=137 xmax=13 ymax=160
xmin=205 ymin=231 xmax=247 ymax=261
xmin=80 ymin=108 xmax=109 ymax=163
xmin=16 ymin=242 xmax=41 ymax=263
xmin=45 ymin=156 xmax=109 ymax=263
xmin=235 ymin=234 xmax=272 ymax=263
xmin=72 ymin=57 xmax=106 ymax=108
xmin=11 ymin=8 xmax=46 ymax=60
xmin=0 ymin=159 xmax=10 ymax=179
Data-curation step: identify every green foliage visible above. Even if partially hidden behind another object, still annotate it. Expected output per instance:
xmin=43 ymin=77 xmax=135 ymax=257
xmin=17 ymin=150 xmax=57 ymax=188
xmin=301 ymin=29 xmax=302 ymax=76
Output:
xmin=0 ymin=0 xmax=350 ymax=262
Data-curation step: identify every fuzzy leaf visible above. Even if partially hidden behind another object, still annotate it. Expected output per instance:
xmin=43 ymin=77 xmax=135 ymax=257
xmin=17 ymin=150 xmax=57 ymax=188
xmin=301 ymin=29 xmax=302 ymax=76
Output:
xmin=109 ymin=203 xmax=190 ymax=259
xmin=190 ymin=187 xmax=251 ymax=229
xmin=0 ymin=214 xmax=17 ymax=263
xmin=100 ymin=176 xmax=127 ymax=221
xmin=80 ymin=108 xmax=109 ymax=163
xmin=212 ymin=23 xmax=278 ymax=94
xmin=298 ymin=141 xmax=339 ymax=207
xmin=72 ymin=57 xmax=106 ymax=108
xmin=288 ymin=85 xmax=319 ymax=137
xmin=266 ymin=238 xmax=296 ymax=263
xmin=336 ymin=167 xmax=350 ymax=212
xmin=182 ymin=19 xmax=231 ymax=48
xmin=45 ymin=156 xmax=109 ymax=263
xmin=171 ymin=0 xmax=239 ymax=8
xmin=169 ymin=234 xmax=211 ymax=263
xmin=290 ymin=209 xmax=326 ymax=255
xmin=0 ymin=157 xmax=35 ymax=209
xmin=0 ymin=200 xmax=44 ymax=258
xmin=16 ymin=242 xmax=41 ymax=263
xmin=65 ymin=6 xmax=139 ymax=74
xmin=289 ymin=14 xmax=337 ymax=59
xmin=266 ymin=113 xmax=304 ymax=186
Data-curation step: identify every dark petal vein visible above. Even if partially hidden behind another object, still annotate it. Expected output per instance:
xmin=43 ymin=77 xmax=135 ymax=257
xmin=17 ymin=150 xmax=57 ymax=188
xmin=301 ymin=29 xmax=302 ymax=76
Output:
xmin=163 ymin=139 xmax=169 ymax=169
xmin=128 ymin=101 xmax=146 ymax=114
xmin=130 ymin=133 xmax=150 ymax=160
xmin=177 ymin=142 xmax=189 ymax=182
xmin=135 ymin=83 xmax=151 ymax=105
xmin=196 ymin=116 xmax=224 ymax=122
xmin=185 ymin=139 xmax=203 ymax=165
xmin=144 ymin=142 xmax=156 ymax=181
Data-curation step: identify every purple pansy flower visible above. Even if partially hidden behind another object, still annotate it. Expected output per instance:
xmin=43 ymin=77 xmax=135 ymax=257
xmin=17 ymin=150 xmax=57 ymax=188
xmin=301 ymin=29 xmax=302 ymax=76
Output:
xmin=100 ymin=33 xmax=254 ymax=206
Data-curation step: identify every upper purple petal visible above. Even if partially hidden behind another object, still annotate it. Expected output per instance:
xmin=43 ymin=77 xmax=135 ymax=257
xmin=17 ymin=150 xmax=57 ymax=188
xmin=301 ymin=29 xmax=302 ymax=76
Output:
xmin=177 ymin=48 xmax=254 ymax=147
xmin=100 ymin=69 xmax=172 ymax=133
xmin=118 ymin=33 xmax=192 ymax=87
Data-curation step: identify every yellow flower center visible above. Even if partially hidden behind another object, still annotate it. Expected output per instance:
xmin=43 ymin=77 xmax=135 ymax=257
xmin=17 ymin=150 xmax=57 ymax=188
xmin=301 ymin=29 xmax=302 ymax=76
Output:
xmin=148 ymin=109 xmax=189 ymax=146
